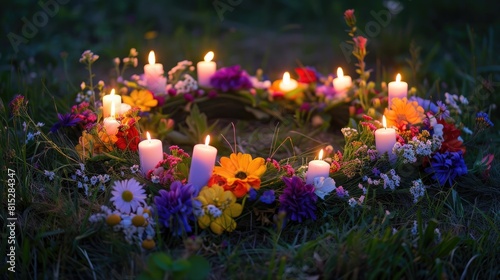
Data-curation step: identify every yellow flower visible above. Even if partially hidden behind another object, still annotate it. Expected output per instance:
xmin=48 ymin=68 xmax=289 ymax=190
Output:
xmin=75 ymin=130 xmax=116 ymax=160
xmin=213 ymin=153 xmax=267 ymax=198
xmin=122 ymin=89 xmax=158 ymax=112
xmin=384 ymin=97 xmax=425 ymax=127
xmin=196 ymin=185 xmax=243 ymax=235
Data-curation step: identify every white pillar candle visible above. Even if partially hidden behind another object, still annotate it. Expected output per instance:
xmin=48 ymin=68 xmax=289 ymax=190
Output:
xmin=188 ymin=135 xmax=218 ymax=190
xmin=279 ymin=71 xmax=298 ymax=92
xmin=306 ymin=149 xmax=330 ymax=184
xmin=119 ymin=103 xmax=131 ymax=116
xmin=332 ymin=67 xmax=352 ymax=98
xmin=138 ymin=131 xmax=164 ymax=175
xmin=388 ymin=73 xmax=408 ymax=107
xmin=103 ymin=100 xmax=120 ymax=136
xmin=197 ymin=51 xmax=216 ymax=87
xmin=375 ymin=115 xmax=397 ymax=157
xmin=144 ymin=51 xmax=166 ymax=94
xmin=102 ymin=89 xmax=121 ymax=118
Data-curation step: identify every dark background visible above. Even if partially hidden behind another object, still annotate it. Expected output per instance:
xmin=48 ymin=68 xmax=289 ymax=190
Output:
xmin=1 ymin=0 xmax=500 ymax=100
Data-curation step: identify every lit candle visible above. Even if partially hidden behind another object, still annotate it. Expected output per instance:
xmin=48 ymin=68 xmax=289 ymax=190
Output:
xmin=138 ymin=132 xmax=164 ymax=175
xmin=102 ymin=89 xmax=121 ymax=118
xmin=332 ymin=67 xmax=352 ymax=98
xmin=388 ymin=73 xmax=408 ymax=107
xmin=144 ymin=51 xmax=167 ymax=95
xmin=306 ymin=149 xmax=330 ymax=184
xmin=375 ymin=115 xmax=397 ymax=157
xmin=103 ymin=100 xmax=120 ymax=136
xmin=188 ymin=135 xmax=218 ymax=190
xmin=197 ymin=51 xmax=216 ymax=87
xmin=279 ymin=72 xmax=298 ymax=92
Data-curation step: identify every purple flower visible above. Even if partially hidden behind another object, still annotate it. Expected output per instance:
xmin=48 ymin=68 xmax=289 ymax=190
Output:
xmin=335 ymin=186 xmax=348 ymax=198
xmin=50 ymin=113 xmax=82 ymax=133
xmin=409 ymin=96 xmax=438 ymax=113
xmin=259 ymin=190 xmax=275 ymax=204
xmin=279 ymin=176 xmax=317 ymax=222
xmin=154 ymin=181 xmax=199 ymax=236
xmin=476 ymin=112 xmax=494 ymax=129
xmin=210 ymin=65 xmax=253 ymax=92
xmin=425 ymin=151 xmax=467 ymax=186
xmin=436 ymin=101 xmax=450 ymax=119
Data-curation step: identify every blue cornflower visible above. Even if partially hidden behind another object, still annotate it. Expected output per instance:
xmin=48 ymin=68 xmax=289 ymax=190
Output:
xmin=425 ymin=151 xmax=467 ymax=186
xmin=248 ymin=188 xmax=258 ymax=201
xmin=476 ymin=112 xmax=494 ymax=129
xmin=154 ymin=181 xmax=199 ymax=236
xmin=279 ymin=176 xmax=317 ymax=222
xmin=259 ymin=190 xmax=275 ymax=204
xmin=50 ymin=113 xmax=82 ymax=133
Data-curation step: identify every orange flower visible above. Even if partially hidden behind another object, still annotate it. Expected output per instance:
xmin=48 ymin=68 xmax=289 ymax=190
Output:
xmin=384 ymin=97 xmax=425 ymax=128
xmin=213 ymin=153 xmax=266 ymax=198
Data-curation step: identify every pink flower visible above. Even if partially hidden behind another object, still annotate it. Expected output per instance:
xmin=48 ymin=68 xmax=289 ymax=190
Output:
xmin=353 ymin=36 xmax=367 ymax=56
xmin=344 ymin=9 xmax=356 ymax=27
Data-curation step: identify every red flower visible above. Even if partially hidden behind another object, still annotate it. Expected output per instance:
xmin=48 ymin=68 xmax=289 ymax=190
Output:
xmin=353 ymin=36 xmax=367 ymax=56
xmin=115 ymin=125 xmax=140 ymax=151
xmin=344 ymin=9 xmax=356 ymax=27
xmin=438 ymin=119 xmax=466 ymax=154
xmin=295 ymin=67 xmax=317 ymax=84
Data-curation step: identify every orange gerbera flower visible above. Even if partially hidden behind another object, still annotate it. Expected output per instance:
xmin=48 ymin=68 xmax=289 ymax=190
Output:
xmin=384 ymin=97 xmax=425 ymax=128
xmin=213 ymin=153 xmax=267 ymax=198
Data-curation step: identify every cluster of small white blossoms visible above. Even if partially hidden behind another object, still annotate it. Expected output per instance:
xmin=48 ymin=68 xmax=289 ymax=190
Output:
xmin=409 ymin=179 xmax=426 ymax=203
xmin=173 ymin=74 xmax=199 ymax=94
xmin=341 ymin=127 xmax=359 ymax=139
xmin=65 ymin=163 xmax=110 ymax=196
xmin=23 ymin=121 xmax=44 ymax=144
xmin=89 ymin=205 xmax=155 ymax=246
xmin=379 ymin=169 xmax=401 ymax=190
xmin=76 ymin=80 xmax=105 ymax=103
xmin=410 ymin=220 xmax=442 ymax=242
xmin=393 ymin=136 xmax=436 ymax=164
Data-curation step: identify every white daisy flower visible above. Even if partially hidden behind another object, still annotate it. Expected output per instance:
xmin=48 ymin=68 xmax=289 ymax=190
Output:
xmin=110 ymin=178 xmax=146 ymax=214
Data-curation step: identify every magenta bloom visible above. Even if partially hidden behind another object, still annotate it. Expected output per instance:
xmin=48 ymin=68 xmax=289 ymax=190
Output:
xmin=279 ymin=176 xmax=317 ymax=222
xmin=344 ymin=9 xmax=356 ymax=27
xmin=210 ymin=65 xmax=253 ymax=92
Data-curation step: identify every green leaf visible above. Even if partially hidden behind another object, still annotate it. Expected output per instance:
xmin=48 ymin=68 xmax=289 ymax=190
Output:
xmin=152 ymin=252 xmax=173 ymax=271
xmin=184 ymin=255 xmax=210 ymax=280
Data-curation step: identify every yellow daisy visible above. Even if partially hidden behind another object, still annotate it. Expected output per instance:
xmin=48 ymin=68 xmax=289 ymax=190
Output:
xmin=122 ymin=89 xmax=158 ymax=112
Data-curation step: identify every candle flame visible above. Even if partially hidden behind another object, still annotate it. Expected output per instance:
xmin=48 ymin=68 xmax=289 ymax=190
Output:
xmin=337 ymin=67 xmax=344 ymax=78
xmin=396 ymin=73 xmax=401 ymax=82
xmin=318 ymin=149 xmax=324 ymax=160
xmin=282 ymin=72 xmax=291 ymax=85
xmin=204 ymin=51 xmax=214 ymax=62
xmin=382 ymin=115 xmax=387 ymax=128
xmin=110 ymin=88 xmax=115 ymax=96
xmin=146 ymin=131 xmax=151 ymax=141
xmin=110 ymin=100 xmax=116 ymax=118
xmin=148 ymin=51 xmax=156 ymax=65
xmin=205 ymin=135 xmax=211 ymax=146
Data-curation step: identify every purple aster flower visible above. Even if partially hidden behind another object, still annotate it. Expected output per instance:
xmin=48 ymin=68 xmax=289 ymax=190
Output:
xmin=259 ymin=190 xmax=275 ymax=204
xmin=425 ymin=151 xmax=467 ymax=186
xmin=409 ymin=96 xmax=438 ymax=113
xmin=335 ymin=186 xmax=348 ymax=198
xmin=436 ymin=101 xmax=450 ymax=120
xmin=210 ymin=65 xmax=253 ymax=92
xmin=279 ymin=176 xmax=317 ymax=222
xmin=50 ymin=113 xmax=83 ymax=133
xmin=154 ymin=181 xmax=199 ymax=236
